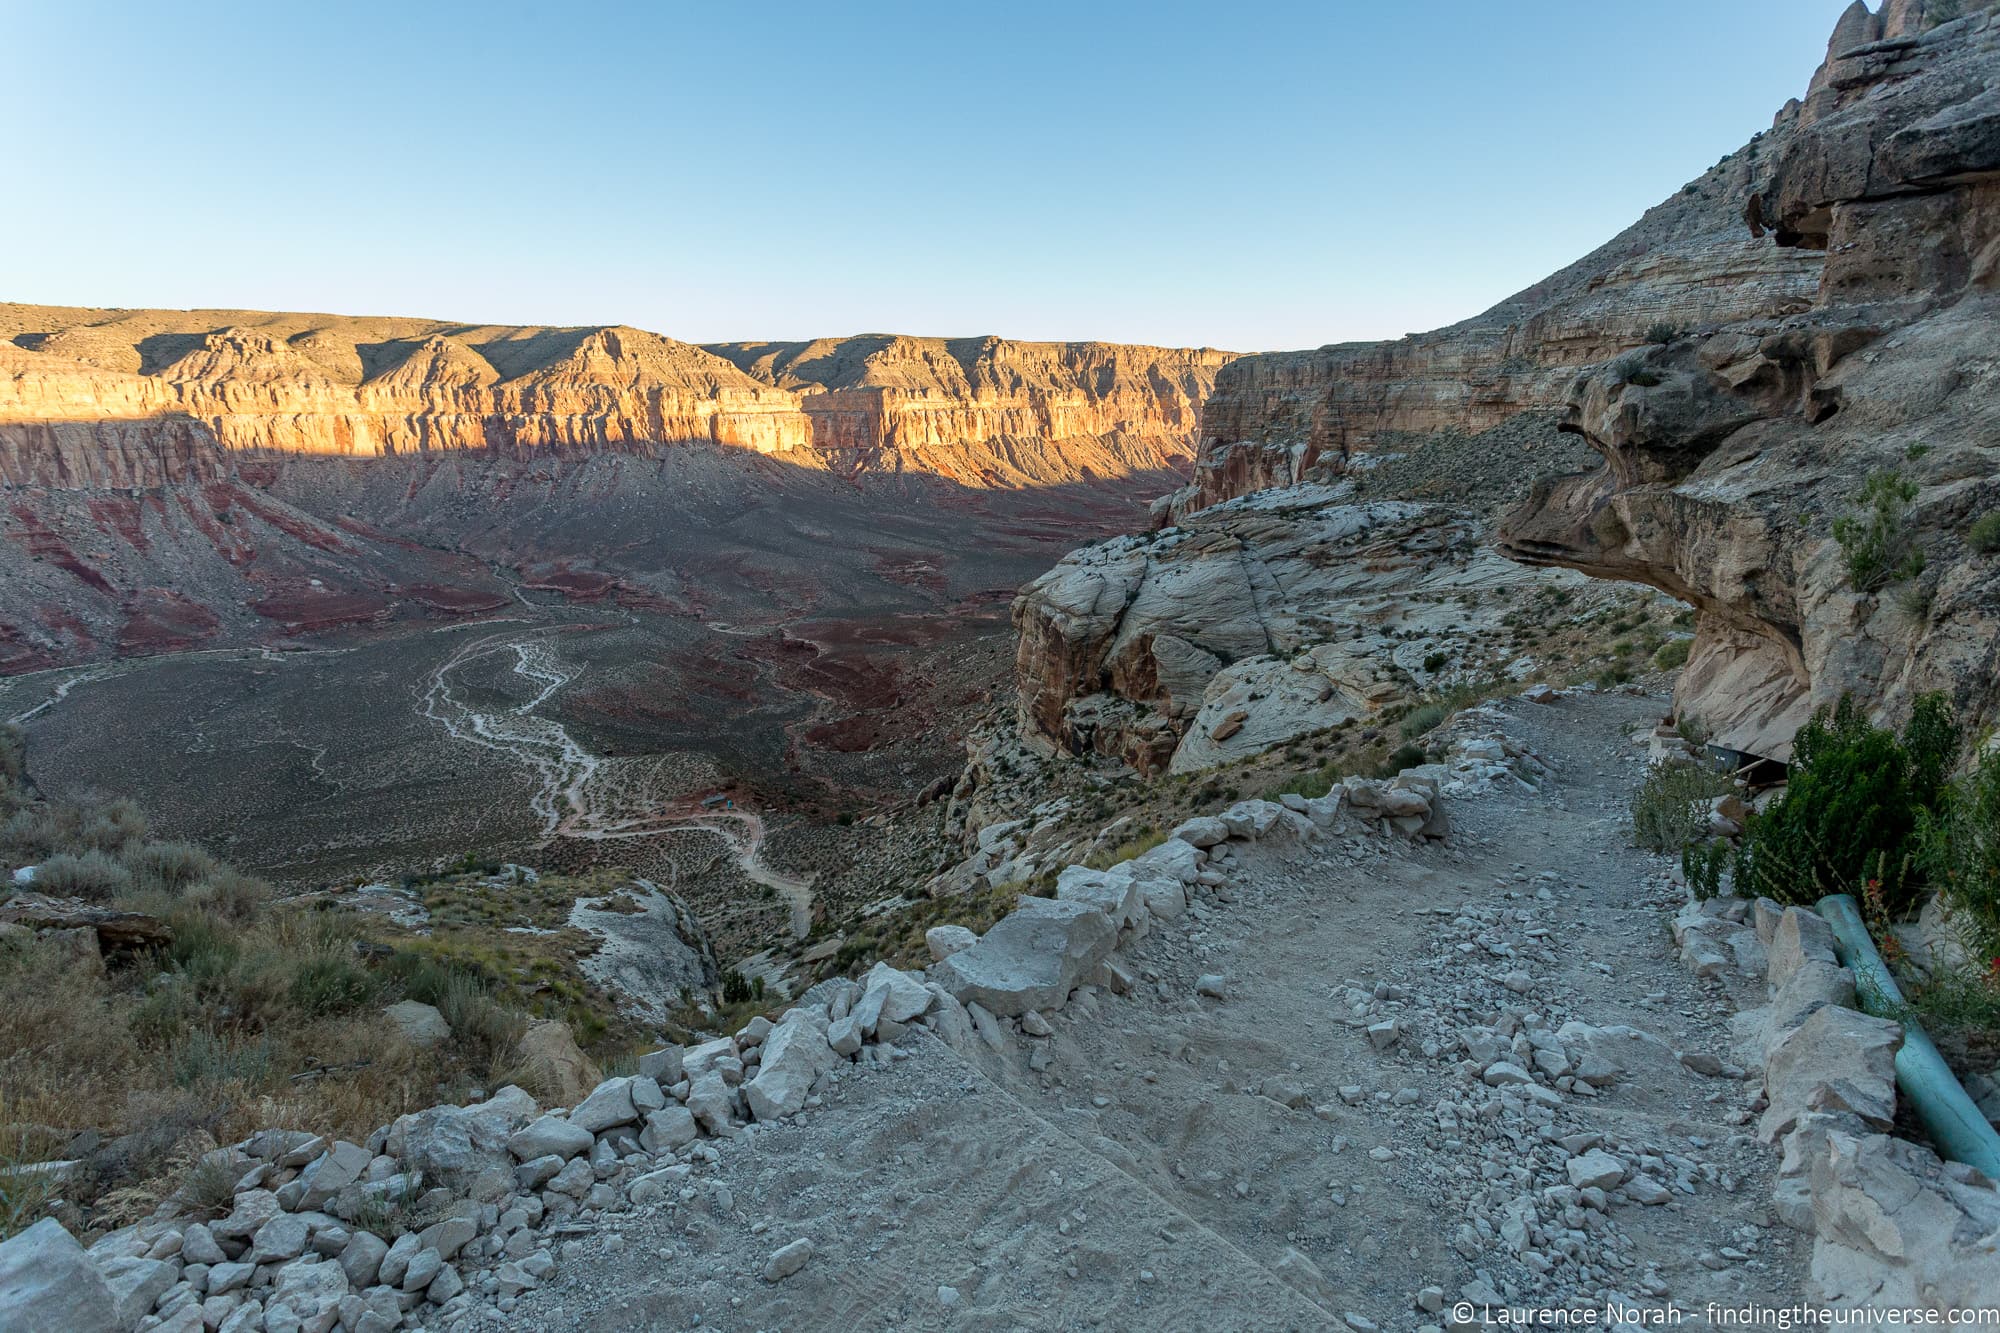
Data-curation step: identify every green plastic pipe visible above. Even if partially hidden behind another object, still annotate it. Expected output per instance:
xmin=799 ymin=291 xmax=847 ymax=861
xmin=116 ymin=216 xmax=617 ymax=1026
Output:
xmin=1817 ymin=892 xmax=2000 ymax=1179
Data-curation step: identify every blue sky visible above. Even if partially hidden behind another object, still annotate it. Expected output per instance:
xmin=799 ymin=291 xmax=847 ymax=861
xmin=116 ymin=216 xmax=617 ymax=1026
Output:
xmin=1 ymin=1 xmax=1852 ymax=352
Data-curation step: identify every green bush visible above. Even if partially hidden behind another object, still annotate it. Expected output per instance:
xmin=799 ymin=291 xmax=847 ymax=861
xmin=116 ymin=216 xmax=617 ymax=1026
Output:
xmin=1373 ymin=744 xmax=1426 ymax=777
xmin=1653 ymin=638 xmax=1692 ymax=670
xmin=1683 ymin=839 xmax=1730 ymax=901
xmin=1917 ymin=746 xmax=2000 ymax=965
xmin=1734 ymin=693 xmax=1956 ymax=915
xmin=1643 ymin=321 xmax=1680 ymax=344
xmin=31 ymin=850 xmax=134 ymax=901
xmin=1967 ymin=513 xmax=2000 ymax=555
xmin=1833 ymin=470 xmax=1924 ymax=592
xmin=1399 ymin=703 xmax=1449 ymax=740
xmin=1630 ymin=762 xmax=1736 ymax=853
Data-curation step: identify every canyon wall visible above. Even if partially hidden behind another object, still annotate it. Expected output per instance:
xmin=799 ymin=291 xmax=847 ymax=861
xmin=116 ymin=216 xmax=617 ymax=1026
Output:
xmin=1498 ymin=0 xmax=2000 ymax=759
xmin=0 ymin=311 xmax=816 ymax=488
xmin=1182 ymin=127 xmax=1827 ymax=515
xmin=707 ymin=335 xmax=1233 ymax=487
xmin=0 ymin=309 xmax=1225 ymax=672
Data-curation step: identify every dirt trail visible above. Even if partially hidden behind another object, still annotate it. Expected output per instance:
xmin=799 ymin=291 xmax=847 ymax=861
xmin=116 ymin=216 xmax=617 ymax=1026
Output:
xmin=420 ymin=628 xmax=816 ymax=938
xmin=512 ymin=690 xmax=1809 ymax=1330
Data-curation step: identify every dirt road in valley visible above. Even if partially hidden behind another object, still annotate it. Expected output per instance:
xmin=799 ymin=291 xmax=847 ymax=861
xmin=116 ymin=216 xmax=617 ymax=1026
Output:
xmin=421 ymin=628 xmax=816 ymax=939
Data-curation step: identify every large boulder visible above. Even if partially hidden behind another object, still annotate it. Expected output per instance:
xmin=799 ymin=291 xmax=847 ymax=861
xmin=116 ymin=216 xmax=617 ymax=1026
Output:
xmin=1807 ymin=1128 xmax=2000 ymax=1311
xmin=1768 ymin=907 xmax=1839 ymax=991
xmin=742 ymin=1013 xmax=839 ymax=1122
xmin=381 ymin=1000 xmax=450 ymax=1048
xmin=1760 ymin=1004 xmax=1901 ymax=1142
xmin=931 ymin=898 xmax=1117 ymax=1018
xmin=0 ymin=1218 xmax=119 ymax=1332
xmin=0 ymin=893 xmax=172 ymax=953
xmin=512 ymin=1019 xmax=601 ymax=1105
xmin=387 ymin=1086 xmax=537 ymax=1193
xmin=850 ymin=964 xmax=934 ymax=1038
xmin=1128 ymin=837 xmax=1202 ymax=884
xmin=570 ymin=1077 xmax=640 ymax=1134
xmin=1055 ymin=865 xmax=1144 ymax=932
xmin=1170 ymin=817 xmax=1229 ymax=848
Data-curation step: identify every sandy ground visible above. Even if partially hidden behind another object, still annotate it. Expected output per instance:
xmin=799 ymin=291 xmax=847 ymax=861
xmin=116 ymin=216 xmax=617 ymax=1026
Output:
xmin=503 ymin=690 xmax=1806 ymax=1331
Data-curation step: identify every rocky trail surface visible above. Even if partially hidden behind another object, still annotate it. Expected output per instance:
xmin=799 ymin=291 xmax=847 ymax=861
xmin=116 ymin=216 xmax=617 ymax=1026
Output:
xmin=511 ymin=691 xmax=1805 ymax=1330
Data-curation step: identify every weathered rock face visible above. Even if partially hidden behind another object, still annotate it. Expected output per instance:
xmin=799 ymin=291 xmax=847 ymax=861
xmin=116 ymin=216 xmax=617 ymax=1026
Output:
xmin=1181 ymin=120 xmax=1825 ymax=517
xmin=0 ymin=313 xmax=815 ymax=485
xmin=1010 ymin=483 xmax=1599 ymax=773
xmin=1498 ymin=5 xmax=2000 ymax=758
xmin=707 ymin=335 xmax=1234 ymax=487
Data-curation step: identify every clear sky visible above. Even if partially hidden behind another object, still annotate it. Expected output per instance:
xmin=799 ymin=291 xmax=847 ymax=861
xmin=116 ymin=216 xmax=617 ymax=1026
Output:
xmin=2 ymin=0 xmax=1853 ymax=353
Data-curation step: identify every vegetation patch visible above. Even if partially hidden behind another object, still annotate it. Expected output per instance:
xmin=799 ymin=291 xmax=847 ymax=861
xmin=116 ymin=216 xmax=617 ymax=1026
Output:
xmin=1732 ymin=693 xmax=1954 ymax=916
xmin=1833 ymin=469 xmax=1925 ymax=592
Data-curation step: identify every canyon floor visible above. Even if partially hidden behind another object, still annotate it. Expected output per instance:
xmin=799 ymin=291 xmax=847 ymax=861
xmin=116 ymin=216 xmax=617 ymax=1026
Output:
xmin=509 ymin=690 xmax=1806 ymax=1331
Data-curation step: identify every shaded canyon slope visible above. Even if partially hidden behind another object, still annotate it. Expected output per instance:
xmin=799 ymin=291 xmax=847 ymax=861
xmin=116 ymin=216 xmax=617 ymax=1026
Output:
xmin=1497 ymin=2 xmax=2000 ymax=759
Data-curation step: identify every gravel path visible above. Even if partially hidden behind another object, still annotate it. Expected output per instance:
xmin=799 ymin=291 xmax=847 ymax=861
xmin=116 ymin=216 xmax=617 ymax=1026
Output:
xmin=509 ymin=690 xmax=1805 ymax=1331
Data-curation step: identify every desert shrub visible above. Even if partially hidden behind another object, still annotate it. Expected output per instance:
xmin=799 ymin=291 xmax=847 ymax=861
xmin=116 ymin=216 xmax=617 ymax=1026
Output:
xmin=1643 ymin=321 xmax=1680 ymax=344
xmin=431 ymin=969 xmax=525 ymax=1069
xmin=32 ymin=849 xmax=133 ymax=901
xmin=1653 ymin=638 xmax=1692 ymax=670
xmin=180 ymin=1154 xmax=241 ymax=1216
xmin=721 ymin=969 xmax=752 ymax=1005
xmin=0 ymin=803 xmax=82 ymax=863
xmin=185 ymin=869 xmax=271 ymax=924
xmin=1084 ymin=829 xmax=1165 ymax=869
xmin=286 ymin=953 xmax=376 ymax=1018
xmin=1373 ymin=744 xmax=1426 ymax=777
xmin=1833 ymin=469 xmax=1924 ymax=592
xmin=0 ymin=1116 xmax=63 ymax=1242
xmin=77 ymin=797 xmax=149 ymax=853
xmin=1917 ymin=746 xmax=2000 ymax=965
xmin=1733 ymin=693 xmax=1955 ymax=915
xmin=1630 ymin=762 xmax=1735 ymax=853
xmin=162 ymin=910 xmax=243 ymax=987
xmin=127 ymin=841 xmax=218 ymax=895
xmin=1399 ymin=703 xmax=1449 ymax=740
xmin=0 ymin=725 xmax=23 ymax=790
xmin=170 ymin=1030 xmax=272 ymax=1094
xmin=1967 ymin=513 xmax=2000 ymax=555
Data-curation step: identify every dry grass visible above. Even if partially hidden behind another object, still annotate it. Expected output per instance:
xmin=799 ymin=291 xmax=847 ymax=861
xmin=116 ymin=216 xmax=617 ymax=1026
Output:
xmin=0 ymin=725 xmax=634 ymax=1237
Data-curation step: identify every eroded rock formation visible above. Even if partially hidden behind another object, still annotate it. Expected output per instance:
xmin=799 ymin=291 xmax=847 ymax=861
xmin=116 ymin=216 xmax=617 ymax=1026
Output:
xmin=1180 ymin=126 xmax=1826 ymax=517
xmin=707 ymin=335 xmax=1233 ymax=487
xmin=1497 ymin=2 xmax=2000 ymax=758
xmin=1011 ymin=483 xmax=1603 ymax=773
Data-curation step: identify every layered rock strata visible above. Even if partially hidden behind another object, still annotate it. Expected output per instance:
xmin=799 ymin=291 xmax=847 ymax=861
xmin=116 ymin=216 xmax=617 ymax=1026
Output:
xmin=1497 ymin=3 xmax=2000 ymax=757
xmin=708 ymin=335 xmax=1234 ymax=487
xmin=0 ymin=315 xmax=814 ymax=486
